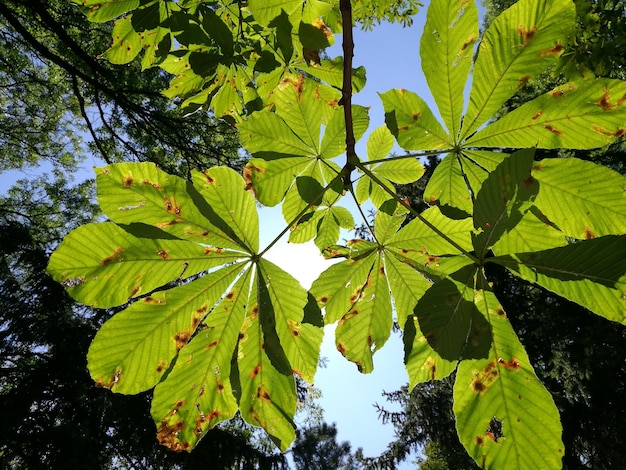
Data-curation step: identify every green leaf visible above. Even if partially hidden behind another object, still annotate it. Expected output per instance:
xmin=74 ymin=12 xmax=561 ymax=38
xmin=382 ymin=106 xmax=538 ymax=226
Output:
xmin=491 ymin=208 xmax=567 ymax=254
xmin=257 ymin=259 xmax=323 ymax=382
xmin=384 ymin=251 xmax=430 ymax=329
xmin=272 ymin=75 xmax=333 ymax=154
xmin=319 ymin=105 xmax=370 ymax=159
xmin=387 ymin=206 xmax=474 ymax=258
xmin=403 ymin=313 xmax=457 ymax=388
xmin=472 ymin=149 xmax=538 ymax=257
xmin=106 ymin=17 xmax=143 ymax=64
xmin=415 ymin=266 xmax=491 ymax=361
xmin=46 ymin=222 xmax=243 ymax=308
xmin=421 ymin=0 xmax=478 ymax=138
xmin=454 ymin=275 xmax=563 ymax=470
xmin=77 ymin=0 xmax=140 ymax=23
xmin=244 ymin=157 xmax=317 ymax=207
xmin=466 ymin=79 xmax=626 ymax=149
xmin=95 ymin=163 xmax=247 ymax=251
xmin=366 ymin=125 xmax=395 ymax=161
xmin=334 ymin=253 xmax=392 ymax=373
xmin=299 ymin=57 xmax=367 ymax=92
xmin=248 ymin=0 xmax=301 ymax=26
xmin=380 ymin=89 xmax=452 ymax=151
xmin=239 ymin=111 xmax=315 ymax=158
xmin=237 ymin=278 xmax=297 ymax=451
xmin=423 ymin=153 xmax=473 ymax=215
xmin=310 ymin=249 xmax=378 ymax=324
xmin=85 ymin=262 xmax=244 ymax=393
xmin=493 ymin=236 xmax=626 ymax=324
xmin=370 ymin=157 xmax=425 ymax=185
xmin=149 ymin=270 xmax=251 ymax=452
xmin=191 ymin=167 xmax=259 ymax=253
xmin=460 ymin=0 xmax=576 ymax=139
xmin=531 ymin=157 xmax=626 ymax=239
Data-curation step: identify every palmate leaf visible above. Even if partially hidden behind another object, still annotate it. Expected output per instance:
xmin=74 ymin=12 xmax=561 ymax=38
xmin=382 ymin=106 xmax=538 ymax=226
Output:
xmin=47 ymin=163 xmax=323 ymax=452
xmin=311 ymin=208 xmax=477 ymax=374
xmin=454 ymin=274 xmax=563 ymax=470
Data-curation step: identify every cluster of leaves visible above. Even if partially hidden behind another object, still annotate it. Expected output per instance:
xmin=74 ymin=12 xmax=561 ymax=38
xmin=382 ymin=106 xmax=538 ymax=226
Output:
xmin=49 ymin=0 xmax=626 ymax=468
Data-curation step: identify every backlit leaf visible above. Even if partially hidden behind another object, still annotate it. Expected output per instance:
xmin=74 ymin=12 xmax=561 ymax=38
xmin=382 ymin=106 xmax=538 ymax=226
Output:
xmin=460 ymin=0 xmax=576 ymax=139
xmin=531 ymin=157 xmax=626 ymax=239
xmin=467 ymin=79 xmax=626 ymax=149
xmin=493 ymin=236 xmax=626 ymax=324
xmin=421 ymin=0 xmax=478 ymax=138
xmin=106 ymin=17 xmax=142 ymax=64
xmin=381 ymin=88 xmax=452 ymax=151
xmin=454 ymin=275 xmax=563 ymax=470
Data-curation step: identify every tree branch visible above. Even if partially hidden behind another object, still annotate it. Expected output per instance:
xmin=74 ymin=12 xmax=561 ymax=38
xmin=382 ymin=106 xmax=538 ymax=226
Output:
xmin=340 ymin=0 xmax=357 ymax=188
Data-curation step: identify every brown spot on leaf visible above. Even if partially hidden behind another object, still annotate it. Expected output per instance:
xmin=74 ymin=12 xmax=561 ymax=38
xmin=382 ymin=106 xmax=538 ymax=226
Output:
xmin=250 ymin=363 xmax=261 ymax=379
xmin=591 ymin=125 xmax=626 ymax=138
xmin=157 ymin=419 xmax=187 ymax=452
xmin=157 ymin=249 xmax=169 ymax=260
xmin=475 ymin=435 xmax=484 ymax=446
xmin=411 ymin=111 xmax=421 ymax=121
xmin=539 ymin=42 xmax=564 ymax=57
xmin=522 ymin=177 xmax=535 ymax=189
xmin=164 ymin=196 xmax=181 ymax=216
xmin=216 ymin=380 xmax=225 ymax=393
xmin=100 ymin=247 xmax=124 ymax=266
xmin=498 ymin=357 xmax=521 ymax=370
xmin=205 ymin=340 xmax=218 ymax=349
xmin=156 ymin=360 xmax=167 ymax=374
xmin=337 ymin=342 xmax=347 ymax=356
xmin=142 ymin=179 xmax=162 ymax=189
xmin=129 ymin=285 xmax=142 ymax=298
xmin=338 ymin=310 xmax=359 ymax=326
xmin=318 ymin=295 xmax=329 ymax=304
xmin=174 ymin=330 xmax=191 ymax=350
xmin=225 ymin=291 xmax=235 ymax=300
xmin=425 ymin=255 xmax=440 ymax=267
xmin=518 ymin=75 xmax=531 ymax=88
xmin=122 ymin=175 xmax=134 ymax=187
xmin=531 ymin=110 xmax=544 ymax=120
xmin=550 ymin=82 xmax=576 ymax=97
xmin=203 ymin=247 xmax=224 ymax=255
xmin=144 ymin=296 xmax=165 ymax=305
xmin=584 ymin=226 xmax=595 ymax=239
xmin=598 ymin=87 xmax=613 ymax=110
xmin=157 ymin=219 xmax=183 ymax=228
xmin=517 ymin=25 xmax=537 ymax=45
xmin=95 ymin=367 xmax=122 ymax=389
xmin=471 ymin=361 xmax=499 ymax=395
xmin=461 ymin=33 xmax=478 ymax=51
xmin=544 ymin=124 xmax=563 ymax=136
